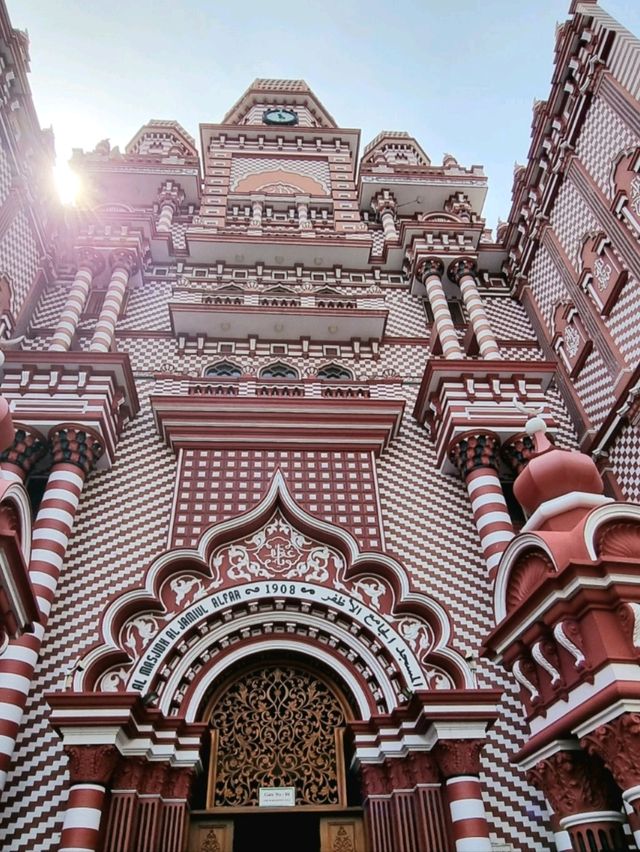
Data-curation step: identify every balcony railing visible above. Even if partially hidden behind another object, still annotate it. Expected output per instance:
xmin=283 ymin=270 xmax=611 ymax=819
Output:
xmin=186 ymin=376 xmax=397 ymax=399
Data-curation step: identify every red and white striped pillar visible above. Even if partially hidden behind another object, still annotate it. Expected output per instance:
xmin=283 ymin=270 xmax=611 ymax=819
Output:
xmin=89 ymin=250 xmax=137 ymax=353
xmin=528 ymin=749 xmax=628 ymax=852
xmin=371 ymin=190 xmax=398 ymax=241
xmin=418 ymin=257 xmax=463 ymax=359
xmin=0 ymin=425 xmax=103 ymax=791
xmin=448 ymin=431 xmax=514 ymax=575
xmin=448 ymin=257 xmax=501 ymax=360
xmin=0 ymin=424 xmax=47 ymax=483
xmin=434 ymin=740 xmax=492 ymax=852
xmin=60 ymin=745 xmax=119 ymax=852
xmin=50 ymin=250 xmax=105 ymax=352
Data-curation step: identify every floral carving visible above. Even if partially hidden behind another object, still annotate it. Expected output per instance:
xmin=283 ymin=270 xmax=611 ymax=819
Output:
xmin=202 ymin=829 xmax=221 ymax=852
xmin=360 ymin=763 xmax=388 ymax=796
xmin=212 ymin=512 xmax=343 ymax=583
xmin=563 ymin=323 xmax=580 ymax=358
xmin=65 ymin=744 xmax=119 ymax=785
xmin=407 ymin=752 xmax=439 ymax=784
xmin=433 ymin=739 xmax=485 ymax=779
xmin=618 ymin=602 xmax=640 ymax=652
xmin=527 ymin=750 xmax=619 ymax=819
xmin=123 ymin=613 xmax=162 ymax=657
xmin=395 ymin=617 xmax=433 ymax=662
xmin=112 ymin=757 xmax=147 ymax=790
xmin=553 ymin=619 xmax=586 ymax=670
xmin=582 ymin=713 xmax=640 ymax=792
xmin=593 ymin=256 xmax=612 ymax=291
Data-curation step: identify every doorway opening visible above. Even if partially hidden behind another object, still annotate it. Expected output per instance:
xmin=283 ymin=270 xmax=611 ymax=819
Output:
xmin=233 ymin=811 xmax=319 ymax=852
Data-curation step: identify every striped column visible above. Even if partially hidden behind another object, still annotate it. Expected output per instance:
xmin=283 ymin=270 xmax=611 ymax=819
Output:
xmin=372 ymin=191 xmax=398 ymax=241
xmin=89 ymin=250 xmax=136 ymax=353
xmin=0 ymin=424 xmax=47 ymax=483
xmin=50 ymin=250 xmax=105 ymax=352
xmin=444 ymin=776 xmax=492 ymax=852
xmin=449 ymin=431 xmax=514 ymax=574
xmin=60 ymin=745 xmax=119 ymax=852
xmin=0 ymin=425 xmax=103 ymax=791
xmin=434 ymin=739 xmax=491 ymax=852
xmin=623 ymin=790 xmax=640 ymax=849
xmin=448 ymin=258 xmax=501 ymax=360
xmin=418 ymin=257 xmax=463 ymax=359
xmin=157 ymin=199 xmax=176 ymax=232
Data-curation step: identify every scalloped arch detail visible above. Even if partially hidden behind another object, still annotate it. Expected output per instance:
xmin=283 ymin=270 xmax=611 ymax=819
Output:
xmin=75 ymin=471 xmax=473 ymax=713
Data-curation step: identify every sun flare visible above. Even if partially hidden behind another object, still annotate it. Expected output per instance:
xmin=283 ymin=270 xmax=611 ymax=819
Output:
xmin=53 ymin=161 xmax=81 ymax=205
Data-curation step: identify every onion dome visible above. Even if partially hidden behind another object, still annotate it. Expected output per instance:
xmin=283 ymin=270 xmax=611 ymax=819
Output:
xmin=513 ymin=413 xmax=603 ymax=516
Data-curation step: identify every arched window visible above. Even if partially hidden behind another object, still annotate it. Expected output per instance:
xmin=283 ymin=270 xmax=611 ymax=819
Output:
xmin=204 ymin=361 xmax=242 ymax=378
xmin=259 ymin=362 xmax=298 ymax=379
xmin=317 ymin=364 xmax=352 ymax=380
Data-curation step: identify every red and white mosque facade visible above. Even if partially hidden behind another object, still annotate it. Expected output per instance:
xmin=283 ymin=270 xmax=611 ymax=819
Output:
xmin=0 ymin=1 xmax=639 ymax=850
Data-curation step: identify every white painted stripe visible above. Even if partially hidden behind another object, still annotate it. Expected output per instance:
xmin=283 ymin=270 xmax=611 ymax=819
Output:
xmin=0 ymin=674 xmax=31 ymax=695
xmin=475 ymin=511 xmax=512 ymax=531
xmin=48 ymin=470 xmax=84 ymax=489
xmin=0 ymin=734 xmax=19 ymax=754
xmin=554 ymin=830 xmax=573 ymax=852
xmin=471 ymin=492 xmax=505 ymax=512
xmin=32 ymin=528 xmax=69 ymax=548
xmin=63 ymin=805 xmax=102 ymax=831
xmin=447 ymin=776 xmax=481 ymax=786
xmin=450 ymin=798 xmax=486 ymax=821
xmin=30 ymin=571 xmax=58 ymax=591
xmin=41 ymin=487 xmax=81 ymax=507
xmin=37 ymin=596 xmax=52 ymax=617
xmin=480 ymin=530 xmax=514 ymax=547
xmin=0 ymin=703 xmax=24 ymax=725
xmin=467 ymin=475 xmax=501 ymax=494
xmin=455 ymin=838 xmax=491 ymax=852
xmin=30 ymin=548 xmax=64 ymax=571
xmin=36 ymin=508 xmax=75 ymax=528
xmin=1 ymin=645 xmax=38 ymax=665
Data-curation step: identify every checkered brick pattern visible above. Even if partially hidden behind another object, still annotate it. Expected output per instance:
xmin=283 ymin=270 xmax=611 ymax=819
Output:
xmin=170 ymin=221 xmax=187 ymax=249
xmin=383 ymin=290 xmax=430 ymax=337
xmin=118 ymin=280 xmax=173 ymax=332
xmin=528 ymin=243 xmax=568 ymax=329
xmin=376 ymin=385 xmax=555 ymax=850
xmin=549 ymin=178 xmax=599 ymax=272
xmin=0 ymin=138 xmax=12 ymax=206
xmin=172 ymin=448 xmax=382 ymax=550
xmin=575 ymin=95 xmax=638 ymax=200
xmin=606 ymin=272 xmax=640 ymax=364
xmin=0 ymin=381 xmax=177 ymax=851
xmin=498 ymin=346 xmax=545 ymax=361
xmin=370 ymin=228 xmax=385 ymax=257
xmin=0 ymin=210 xmax=38 ymax=318
xmin=229 ymin=156 xmax=331 ymax=192
xmin=30 ymin=280 xmax=69 ymax=329
xmin=483 ymin=296 xmax=536 ymax=340
xmin=574 ymin=346 xmax=617 ymax=430
xmin=608 ymin=422 xmax=640 ymax=502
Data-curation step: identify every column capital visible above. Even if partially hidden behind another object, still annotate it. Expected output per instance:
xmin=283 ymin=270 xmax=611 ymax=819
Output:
xmin=49 ymin=424 xmax=104 ymax=475
xmin=501 ymin=431 xmax=538 ymax=476
xmin=64 ymin=744 xmax=119 ymax=785
xmin=407 ymin=751 xmax=439 ymax=784
xmin=581 ymin=713 xmax=640 ymax=794
xmin=448 ymin=430 xmax=502 ymax=478
xmin=163 ymin=765 xmax=195 ymax=800
xmin=448 ymin=257 xmax=478 ymax=284
xmin=111 ymin=756 xmax=147 ymax=790
xmin=433 ymin=738 xmax=485 ymax=779
xmin=360 ymin=762 xmax=389 ymax=796
xmin=157 ymin=179 xmax=184 ymax=206
xmin=0 ymin=424 xmax=48 ymax=477
xmin=417 ymin=256 xmax=445 ymax=282
xmin=140 ymin=760 xmax=170 ymax=795
xmin=527 ymin=749 xmax=619 ymax=821
xmin=75 ymin=248 xmax=106 ymax=277
xmin=371 ymin=189 xmax=397 ymax=215
xmin=109 ymin=249 xmax=138 ymax=276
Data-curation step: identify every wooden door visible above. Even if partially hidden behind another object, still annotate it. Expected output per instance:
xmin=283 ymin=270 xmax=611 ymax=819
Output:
xmin=189 ymin=820 xmax=233 ymax=852
xmin=320 ymin=816 xmax=365 ymax=852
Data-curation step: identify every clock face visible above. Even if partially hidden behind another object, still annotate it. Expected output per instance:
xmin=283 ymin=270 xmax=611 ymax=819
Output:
xmin=263 ymin=108 xmax=298 ymax=126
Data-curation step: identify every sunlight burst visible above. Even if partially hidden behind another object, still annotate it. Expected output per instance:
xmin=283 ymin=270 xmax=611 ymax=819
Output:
xmin=53 ymin=161 xmax=81 ymax=205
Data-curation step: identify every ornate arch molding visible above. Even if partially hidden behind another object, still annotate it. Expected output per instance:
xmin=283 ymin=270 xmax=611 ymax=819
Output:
xmin=75 ymin=471 xmax=473 ymax=712
xmin=494 ymin=534 xmax=559 ymax=623
xmin=584 ymin=503 xmax=640 ymax=561
xmin=0 ymin=478 xmax=32 ymax=564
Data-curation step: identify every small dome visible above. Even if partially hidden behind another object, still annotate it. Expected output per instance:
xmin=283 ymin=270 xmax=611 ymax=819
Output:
xmin=513 ymin=421 xmax=603 ymax=516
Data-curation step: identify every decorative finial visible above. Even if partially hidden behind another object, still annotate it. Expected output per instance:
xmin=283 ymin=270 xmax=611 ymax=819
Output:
xmin=513 ymin=396 xmax=551 ymax=450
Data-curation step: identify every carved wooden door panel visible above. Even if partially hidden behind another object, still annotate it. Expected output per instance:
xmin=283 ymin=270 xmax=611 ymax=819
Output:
xmin=320 ymin=816 xmax=365 ymax=852
xmin=189 ymin=820 xmax=233 ymax=852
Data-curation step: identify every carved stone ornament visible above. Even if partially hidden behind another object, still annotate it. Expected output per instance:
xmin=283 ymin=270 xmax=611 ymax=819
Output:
xmin=163 ymin=765 xmax=194 ymax=799
xmin=612 ymin=147 xmax=640 ymax=235
xmin=448 ymin=431 xmax=501 ymax=478
xmin=596 ymin=520 xmax=640 ymax=560
xmin=433 ymin=739 xmax=484 ymax=779
xmin=552 ymin=302 xmax=592 ymax=378
xmin=49 ymin=425 xmax=104 ymax=475
xmin=505 ymin=551 xmax=554 ymax=615
xmin=581 ymin=713 xmax=640 ymax=792
xmin=112 ymin=756 xmax=147 ymax=790
xmin=527 ymin=750 xmax=619 ymax=819
xmin=64 ymin=744 xmax=119 ymax=785
xmin=580 ymin=232 xmax=628 ymax=315
xmin=618 ymin=601 xmax=640 ymax=653
xmin=360 ymin=763 xmax=389 ymax=797
xmin=553 ymin=619 xmax=586 ymax=671
xmin=0 ymin=425 xmax=47 ymax=476
xmin=407 ymin=751 xmax=439 ymax=784
xmin=417 ymin=257 xmax=445 ymax=282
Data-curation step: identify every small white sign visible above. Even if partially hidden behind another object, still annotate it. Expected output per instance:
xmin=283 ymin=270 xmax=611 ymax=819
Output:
xmin=258 ymin=787 xmax=296 ymax=807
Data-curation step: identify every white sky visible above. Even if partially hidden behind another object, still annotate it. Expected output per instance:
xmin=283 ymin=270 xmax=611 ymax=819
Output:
xmin=9 ymin=0 xmax=640 ymax=230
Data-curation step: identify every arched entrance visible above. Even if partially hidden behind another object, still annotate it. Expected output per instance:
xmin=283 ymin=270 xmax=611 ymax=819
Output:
xmin=189 ymin=654 xmax=366 ymax=852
